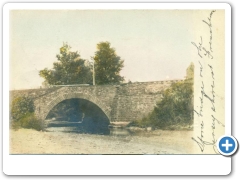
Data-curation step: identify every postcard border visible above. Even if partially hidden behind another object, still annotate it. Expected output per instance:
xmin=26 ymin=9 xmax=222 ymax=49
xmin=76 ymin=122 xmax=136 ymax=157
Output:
xmin=3 ymin=2 xmax=231 ymax=175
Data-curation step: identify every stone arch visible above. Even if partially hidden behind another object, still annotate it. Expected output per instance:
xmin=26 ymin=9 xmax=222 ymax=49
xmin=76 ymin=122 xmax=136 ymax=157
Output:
xmin=36 ymin=92 xmax=111 ymax=121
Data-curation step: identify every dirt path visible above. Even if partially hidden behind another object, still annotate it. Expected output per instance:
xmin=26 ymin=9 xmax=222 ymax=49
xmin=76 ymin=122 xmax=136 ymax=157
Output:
xmin=10 ymin=128 xmax=195 ymax=154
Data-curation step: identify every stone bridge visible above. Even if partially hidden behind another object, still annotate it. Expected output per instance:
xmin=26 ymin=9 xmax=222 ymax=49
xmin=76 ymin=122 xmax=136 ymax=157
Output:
xmin=10 ymin=80 xmax=183 ymax=123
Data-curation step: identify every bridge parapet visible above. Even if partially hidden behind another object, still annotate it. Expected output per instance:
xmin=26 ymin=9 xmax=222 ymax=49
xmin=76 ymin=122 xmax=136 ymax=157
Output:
xmin=10 ymin=80 xmax=182 ymax=122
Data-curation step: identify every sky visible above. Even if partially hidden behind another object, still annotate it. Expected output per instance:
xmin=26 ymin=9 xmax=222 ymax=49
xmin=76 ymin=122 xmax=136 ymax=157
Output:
xmin=9 ymin=10 xmax=198 ymax=90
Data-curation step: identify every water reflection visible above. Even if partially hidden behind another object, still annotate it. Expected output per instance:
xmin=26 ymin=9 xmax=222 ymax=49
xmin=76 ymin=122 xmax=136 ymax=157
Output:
xmin=46 ymin=121 xmax=110 ymax=135
xmin=45 ymin=124 xmax=134 ymax=136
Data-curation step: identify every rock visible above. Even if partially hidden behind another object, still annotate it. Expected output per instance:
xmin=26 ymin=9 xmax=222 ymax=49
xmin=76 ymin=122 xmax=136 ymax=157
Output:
xmin=146 ymin=127 xmax=152 ymax=131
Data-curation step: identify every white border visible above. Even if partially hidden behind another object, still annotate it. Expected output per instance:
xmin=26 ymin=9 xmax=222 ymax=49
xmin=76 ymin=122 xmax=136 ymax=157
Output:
xmin=2 ymin=2 xmax=232 ymax=10
xmin=225 ymin=2 xmax=232 ymax=135
xmin=3 ymin=3 xmax=232 ymax=175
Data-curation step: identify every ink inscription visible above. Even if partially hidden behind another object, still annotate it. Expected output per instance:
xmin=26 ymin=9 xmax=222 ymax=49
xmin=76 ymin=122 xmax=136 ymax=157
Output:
xmin=191 ymin=10 xmax=225 ymax=153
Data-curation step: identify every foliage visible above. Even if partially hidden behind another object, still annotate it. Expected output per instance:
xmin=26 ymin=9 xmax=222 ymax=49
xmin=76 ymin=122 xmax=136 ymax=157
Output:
xmin=19 ymin=112 xmax=44 ymax=131
xmin=94 ymin=42 xmax=124 ymax=85
xmin=10 ymin=97 xmax=44 ymax=131
xmin=46 ymin=99 xmax=82 ymax=121
xmin=39 ymin=43 xmax=92 ymax=85
xmin=154 ymin=80 xmax=193 ymax=127
xmin=131 ymin=63 xmax=194 ymax=130
xmin=10 ymin=96 xmax=34 ymax=122
xmin=186 ymin=62 xmax=194 ymax=81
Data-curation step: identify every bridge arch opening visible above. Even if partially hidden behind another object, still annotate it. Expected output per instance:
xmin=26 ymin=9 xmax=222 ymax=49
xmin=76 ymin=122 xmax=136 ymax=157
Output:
xmin=45 ymin=98 xmax=110 ymax=135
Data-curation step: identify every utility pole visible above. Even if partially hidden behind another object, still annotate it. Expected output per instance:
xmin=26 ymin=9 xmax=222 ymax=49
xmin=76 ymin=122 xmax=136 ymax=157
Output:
xmin=91 ymin=56 xmax=95 ymax=85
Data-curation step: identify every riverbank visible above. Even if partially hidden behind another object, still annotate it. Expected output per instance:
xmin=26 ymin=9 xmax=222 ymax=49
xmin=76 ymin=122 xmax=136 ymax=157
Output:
xmin=10 ymin=128 xmax=194 ymax=154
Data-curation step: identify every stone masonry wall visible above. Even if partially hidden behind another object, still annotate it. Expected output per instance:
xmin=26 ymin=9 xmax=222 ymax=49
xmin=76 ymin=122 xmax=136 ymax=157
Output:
xmin=111 ymin=80 xmax=182 ymax=122
xmin=10 ymin=87 xmax=62 ymax=101
xmin=9 ymin=80 xmax=183 ymax=122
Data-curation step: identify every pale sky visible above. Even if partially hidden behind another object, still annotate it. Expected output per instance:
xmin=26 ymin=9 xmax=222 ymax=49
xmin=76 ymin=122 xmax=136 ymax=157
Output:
xmin=10 ymin=10 xmax=199 ymax=90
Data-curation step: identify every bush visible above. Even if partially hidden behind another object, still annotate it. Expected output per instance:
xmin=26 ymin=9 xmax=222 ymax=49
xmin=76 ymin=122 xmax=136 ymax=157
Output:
xmin=128 ymin=116 xmax=152 ymax=128
xmin=19 ymin=112 xmax=44 ymax=131
xmin=10 ymin=120 xmax=21 ymax=130
xmin=10 ymin=96 xmax=44 ymax=131
xmin=10 ymin=96 xmax=34 ymax=121
xmin=131 ymin=79 xmax=194 ymax=130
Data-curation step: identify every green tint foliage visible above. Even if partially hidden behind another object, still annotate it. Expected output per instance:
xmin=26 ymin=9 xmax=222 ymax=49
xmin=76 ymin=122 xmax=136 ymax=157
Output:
xmin=131 ymin=63 xmax=194 ymax=130
xmin=152 ymin=80 xmax=193 ymax=128
xmin=19 ymin=112 xmax=44 ymax=131
xmin=10 ymin=96 xmax=34 ymax=121
xmin=94 ymin=42 xmax=124 ymax=85
xmin=39 ymin=43 xmax=92 ymax=85
xmin=46 ymin=99 xmax=82 ymax=121
xmin=10 ymin=97 xmax=43 ymax=131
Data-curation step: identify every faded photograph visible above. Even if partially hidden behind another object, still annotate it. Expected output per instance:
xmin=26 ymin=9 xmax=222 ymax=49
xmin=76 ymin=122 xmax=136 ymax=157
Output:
xmin=9 ymin=10 xmax=224 ymax=154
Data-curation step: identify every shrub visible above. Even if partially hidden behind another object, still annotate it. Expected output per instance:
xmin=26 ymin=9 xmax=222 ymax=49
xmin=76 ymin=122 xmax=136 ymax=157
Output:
xmin=10 ymin=96 xmax=34 ymax=121
xmin=131 ymin=79 xmax=194 ymax=130
xmin=10 ymin=96 xmax=44 ymax=131
xmin=19 ymin=112 xmax=44 ymax=131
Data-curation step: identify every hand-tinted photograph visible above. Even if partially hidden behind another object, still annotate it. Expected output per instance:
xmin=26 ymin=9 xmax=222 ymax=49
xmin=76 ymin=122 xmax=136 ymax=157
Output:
xmin=9 ymin=9 xmax=225 ymax=155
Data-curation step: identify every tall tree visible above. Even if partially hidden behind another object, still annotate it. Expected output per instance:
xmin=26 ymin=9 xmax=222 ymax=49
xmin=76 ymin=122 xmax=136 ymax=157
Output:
xmin=39 ymin=43 xmax=92 ymax=85
xmin=94 ymin=42 xmax=124 ymax=85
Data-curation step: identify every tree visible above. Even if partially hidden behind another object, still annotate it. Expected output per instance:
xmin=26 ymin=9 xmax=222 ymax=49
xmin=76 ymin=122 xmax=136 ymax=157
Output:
xmin=130 ymin=63 xmax=194 ymax=129
xmin=46 ymin=99 xmax=82 ymax=121
xmin=186 ymin=62 xmax=194 ymax=82
xmin=94 ymin=42 xmax=124 ymax=85
xmin=39 ymin=43 xmax=92 ymax=85
xmin=10 ymin=96 xmax=35 ymax=122
xmin=10 ymin=96 xmax=43 ymax=131
xmin=152 ymin=79 xmax=194 ymax=127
